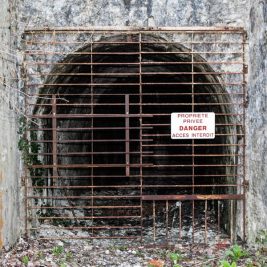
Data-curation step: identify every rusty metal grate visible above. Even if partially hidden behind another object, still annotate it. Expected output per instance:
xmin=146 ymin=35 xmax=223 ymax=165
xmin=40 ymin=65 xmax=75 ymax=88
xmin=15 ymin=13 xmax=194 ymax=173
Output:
xmin=23 ymin=27 xmax=247 ymax=244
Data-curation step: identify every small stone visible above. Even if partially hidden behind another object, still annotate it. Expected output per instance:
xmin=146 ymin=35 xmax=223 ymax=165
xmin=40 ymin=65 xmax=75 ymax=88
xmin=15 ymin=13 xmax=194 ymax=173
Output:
xmin=84 ymin=245 xmax=93 ymax=251
xmin=116 ymin=249 xmax=122 ymax=254
xmin=57 ymin=241 xmax=64 ymax=247
xmin=105 ymin=249 xmax=110 ymax=255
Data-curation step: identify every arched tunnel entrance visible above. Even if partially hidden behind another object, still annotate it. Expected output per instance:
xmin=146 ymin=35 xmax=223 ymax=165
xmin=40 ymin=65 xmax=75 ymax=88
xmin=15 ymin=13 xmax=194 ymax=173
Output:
xmin=27 ymin=29 xmax=246 ymax=243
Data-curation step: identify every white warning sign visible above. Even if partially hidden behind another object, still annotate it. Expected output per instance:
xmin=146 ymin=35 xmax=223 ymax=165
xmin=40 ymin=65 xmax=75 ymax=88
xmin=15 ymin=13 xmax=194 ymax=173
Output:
xmin=171 ymin=112 xmax=215 ymax=139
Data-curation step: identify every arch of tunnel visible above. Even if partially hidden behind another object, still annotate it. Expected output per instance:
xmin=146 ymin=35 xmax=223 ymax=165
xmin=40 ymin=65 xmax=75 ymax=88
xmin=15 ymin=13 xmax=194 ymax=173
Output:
xmin=30 ymin=33 xmax=242 ymax=241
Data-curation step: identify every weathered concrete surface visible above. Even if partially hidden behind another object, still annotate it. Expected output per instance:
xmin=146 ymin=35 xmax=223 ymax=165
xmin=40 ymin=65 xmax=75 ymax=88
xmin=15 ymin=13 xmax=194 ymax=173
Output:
xmin=0 ymin=0 xmax=22 ymax=249
xmin=21 ymin=0 xmax=249 ymax=28
xmin=246 ymin=0 xmax=267 ymax=243
xmin=0 ymin=0 xmax=265 ymax=247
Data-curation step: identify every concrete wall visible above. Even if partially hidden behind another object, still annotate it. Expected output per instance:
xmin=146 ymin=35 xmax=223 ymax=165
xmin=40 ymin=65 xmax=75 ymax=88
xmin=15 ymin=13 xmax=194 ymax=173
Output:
xmin=0 ymin=0 xmax=265 ymax=247
xmin=21 ymin=0 xmax=249 ymax=27
xmin=246 ymin=0 xmax=267 ymax=243
xmin=0 ymin=0 xmax=22 ymax=249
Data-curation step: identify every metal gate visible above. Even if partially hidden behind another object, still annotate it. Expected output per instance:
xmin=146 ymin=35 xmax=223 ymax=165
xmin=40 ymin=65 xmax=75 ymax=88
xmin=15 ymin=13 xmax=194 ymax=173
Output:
xmin=23 ymin=27 xmax=247 ymax=244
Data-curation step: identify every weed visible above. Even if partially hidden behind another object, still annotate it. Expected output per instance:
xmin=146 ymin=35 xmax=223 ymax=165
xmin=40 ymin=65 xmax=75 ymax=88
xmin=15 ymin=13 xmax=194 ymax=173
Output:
xmin=36 ymin=250 xmax=45 ymax=260
xmin=18 ymin=117 xmax=44 ymax=187
xmin=220 ymin=260 xmax=237 ymax=267
xmin=116 ymin=245 xmax=128 ymax=251
xmin=135 ymin=250 xmax=144 ymax=258
xmin=21 ymin=255 xmax=30 ymax=266
xmin=168 ymin=251 xmax=183 ymax=265
xmin=52 ymin=245 xmax=64 ymax=257
xmin=225 ymin=244 xmax=248 ymax=262
xmin=65 ymin=251 xmax=73 ymax=262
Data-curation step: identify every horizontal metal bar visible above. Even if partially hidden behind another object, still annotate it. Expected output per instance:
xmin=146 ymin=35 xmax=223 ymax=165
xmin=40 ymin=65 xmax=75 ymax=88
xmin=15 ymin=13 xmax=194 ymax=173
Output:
xmin=30 ymin=185 xmax=141 ymax=189
xmin=30 ymin=102 xmax=244 ymax=106
xmin=26 ymin=114 xmax=244 ymax=120
xmin=30 ymin=175 xmax=142 ymax=179
xmin=142 ymin=184 xmax=240 ymax=188
xmin=31 ymin=215 xmax=141 ymax=219
xmin=29 ymin=152 xmax=142 ymax=156
xmin=142 ymin=133 xmax=244 ymax=137
xmin=28 ymin=127 xmax=153 ymax=131
xmin=142 ymin=144 xmax=245 ymax=147
xmin=25 ymin=61 xmax=243 ymax=66
xmin=28 ymin=205 xmax=141 ymax=209
xmin=28 ymin=92 xmax=245 ymax=96
xmin=27 ymin=113 xmax=243 ymax=120
xmin=36 ymin=238 xmax=141 ymax=240
xmin=30 ymin=139 xmax=152 ymax=143
xmin=30 ymin=163 xmax=242 ymax=169
xmin=28 ymin=71 xmax=244 ymax=76
xmin=29 ymin=226 xmax=142 ymax=230
xmin=27 ymin=195 xmax=141 ymax=199
xmin=141 ymin=123 xmax=243 ymax=127
xmin=29 ymin=174 xmax=241 ymax=179
xmin=25 ymin=40 xmax=245 ymax=45
xmin=24 ymin=26 xmax=246 ymax=32
xmin=29 ymin=184 xmax=240 ymax=190
xmin=141 ymin=174 xmax=241 ymax=178
xmin=29 ymin=114 xmax=153 ymax=119
xmin=142 ymin=154 xmax=244 ymax=157
xmin=27 ymin=82 xmax=244 ymax=87
xmin=142 ymin=164 xmax=241 ymax=167
xmin=25 ymin=50 xmax=244 ymax=55
xmin=141 ymin=194 xmax=244 ymax=201
xmin=29 ymin=152 xmax=242 ymax=157
xmin=31 ymin=163 xmax=153 ymax=169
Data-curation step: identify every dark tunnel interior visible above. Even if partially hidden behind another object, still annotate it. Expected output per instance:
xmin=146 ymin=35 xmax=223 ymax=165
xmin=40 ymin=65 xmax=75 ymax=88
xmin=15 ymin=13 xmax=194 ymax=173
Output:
xmin=36 ymin=34 xmax=236 ymax=193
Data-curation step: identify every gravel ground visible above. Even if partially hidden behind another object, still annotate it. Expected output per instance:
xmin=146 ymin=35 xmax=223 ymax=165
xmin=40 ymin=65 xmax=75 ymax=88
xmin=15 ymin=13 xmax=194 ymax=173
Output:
xmin=1 ymin=225 xmax=265 ymax=267
xmin=0 ymin=236 xmax=228 ymax=267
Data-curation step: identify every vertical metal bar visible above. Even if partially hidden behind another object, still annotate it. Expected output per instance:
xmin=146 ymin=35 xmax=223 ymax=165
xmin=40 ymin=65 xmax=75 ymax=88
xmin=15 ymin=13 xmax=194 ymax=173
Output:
xmin=90 ymin=36 xmax=94 ymax=237
xmin=242 ymin=31 xmax=247 ymax=242
xmin=205 ymin=200 xmax=208 ymax=244
xmin=153 ymin=200 xmax=156 ymax=242
xmin=24 ymin=163 xmax=29 ymax=239
xmin=125 ymin=95 xmax=130 ymax=177
xmin=192 ymin=200 xmax=195 ymax=243
xmin=191 ymin=33 xmax=195 ymax=244
xmin=139 ymin=32 xmax=143 ymax=242
xmin=191 ymin=32 xmax=195 ymax=194
xmin=179 ymin=202 xmax=182 ymax=239
xmin=52 ymin=95 xmax=57 ymax=185
xmin=166 ymin=200 xmax=169 ymax=242
xmin=230 ymin=200 xmax=234 ymax=243
xmin=218 ymin=200 xmax=221 ymax=233
xmin=24 ymin=43 xmax=30 ymax=239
